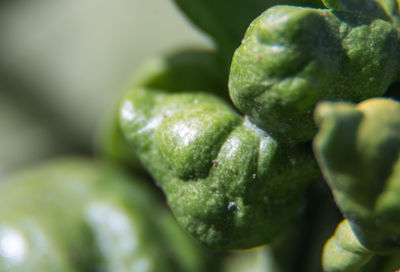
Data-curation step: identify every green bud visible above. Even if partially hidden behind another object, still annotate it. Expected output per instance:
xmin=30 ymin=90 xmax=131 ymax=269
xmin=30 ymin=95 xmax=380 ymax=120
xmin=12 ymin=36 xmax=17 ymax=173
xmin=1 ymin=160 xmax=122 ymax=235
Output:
xmin=314 ymin=98 xmax=400 ymax=253
xmin=120 ymin=87 xmax=318 ymax=250
xmin=229 ymin=5 xmax=399 ymax=143
xmin=95 ymin=49 xmax=229 ymax=172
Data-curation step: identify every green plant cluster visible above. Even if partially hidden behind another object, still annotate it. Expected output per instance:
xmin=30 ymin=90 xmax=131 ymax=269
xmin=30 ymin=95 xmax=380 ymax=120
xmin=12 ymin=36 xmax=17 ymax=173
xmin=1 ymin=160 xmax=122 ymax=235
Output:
xmin=2 ymin=0 xmax=400 ymax=271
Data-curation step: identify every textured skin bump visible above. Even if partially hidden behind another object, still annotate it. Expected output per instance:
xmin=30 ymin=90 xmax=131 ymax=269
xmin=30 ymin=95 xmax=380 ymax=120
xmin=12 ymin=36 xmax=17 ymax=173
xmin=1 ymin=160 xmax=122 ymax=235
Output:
xmin=229 ymin=5 xmax=400 ymax=143
xmin=155 ymin=103 xmax=241 ymax=180
xmin=120 ymin=88 xmax=318 ymax=250
xmin=96 ymin=49 xmax=229 ymax=171
xmin=314 ymin=98 xmax=400 ymax=254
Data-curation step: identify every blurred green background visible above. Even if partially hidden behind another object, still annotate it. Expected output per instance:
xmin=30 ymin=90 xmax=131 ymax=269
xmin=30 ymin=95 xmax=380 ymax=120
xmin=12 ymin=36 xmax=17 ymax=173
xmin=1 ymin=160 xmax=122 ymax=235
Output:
xmin=0 ymin=0 xmax=211 ymax=175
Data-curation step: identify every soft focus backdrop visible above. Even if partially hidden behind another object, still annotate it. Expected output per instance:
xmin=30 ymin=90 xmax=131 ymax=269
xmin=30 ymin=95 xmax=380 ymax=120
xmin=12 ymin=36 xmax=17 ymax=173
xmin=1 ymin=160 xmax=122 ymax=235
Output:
xmin=0 ymin=0 xmax=211 ymax=174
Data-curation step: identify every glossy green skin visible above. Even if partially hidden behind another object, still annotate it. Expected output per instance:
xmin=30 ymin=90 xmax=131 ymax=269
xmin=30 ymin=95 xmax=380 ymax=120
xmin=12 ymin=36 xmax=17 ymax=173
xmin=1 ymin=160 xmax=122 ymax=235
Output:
xmin=120 ymin=87 xmax=318 ymax=250
xmin=313 ymin=98 xmax=400 ymax=270
xmin=229 ymin=5 xmax=400 ymax=143
xmin=172 ymin=0 xmax=322 ymax=59
xmin=0 ymin=158 xmax=209 ymax=272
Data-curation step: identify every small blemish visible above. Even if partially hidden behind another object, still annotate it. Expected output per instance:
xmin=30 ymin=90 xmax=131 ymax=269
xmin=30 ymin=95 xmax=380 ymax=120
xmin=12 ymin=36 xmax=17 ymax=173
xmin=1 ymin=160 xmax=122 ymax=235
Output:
xmin=212 ymin=160 xmax=218 ymax=167
xmin=163 ymin=114 xmax=168 ymax=119
xmin=227 ymin=202 xmax=240 ymax=211
xmin=241 ymin=38 xmax=246 ymax=44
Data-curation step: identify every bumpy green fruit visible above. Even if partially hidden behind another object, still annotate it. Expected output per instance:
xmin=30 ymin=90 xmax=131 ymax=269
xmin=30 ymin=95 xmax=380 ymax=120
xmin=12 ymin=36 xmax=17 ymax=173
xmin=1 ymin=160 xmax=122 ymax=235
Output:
xmin=0 ymin=158 xmax=209 ymax=272
xmin=120 ymin=87 xmax=318 ymax=250
xmin=229 ymin=5 xmax=400 ymax=143
xmin=313 ymin=98 xmax=400 ymax=270
xmin=96 ymin=49 xmax=229 ymax=171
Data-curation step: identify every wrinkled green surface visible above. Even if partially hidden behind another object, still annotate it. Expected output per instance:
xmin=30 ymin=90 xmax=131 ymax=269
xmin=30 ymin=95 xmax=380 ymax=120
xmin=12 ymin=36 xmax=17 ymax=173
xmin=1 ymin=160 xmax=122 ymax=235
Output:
xmin=322 ymin=219 xmax=373 ymax=272
xmin=172 ymin=0 xmax=322 ymax=59
xmin=0 ymin=158 xmax=209 ymax=272
xmin=96 ymin=49 xmax=229 ymax=172
xmin=120 ymin=87 xmax=318 ymax=250
xmin=314 ymin=98 xmax=400 ymax=256
xmin=229 ymin=5 xmax=400 ymax=143
xmin=5 ymin=0 xmax=400 ymax=269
